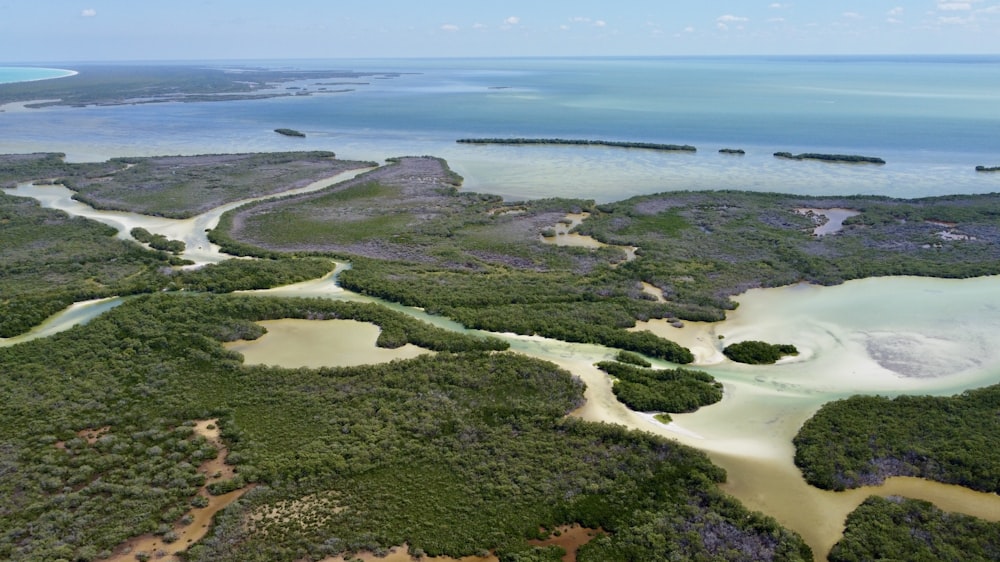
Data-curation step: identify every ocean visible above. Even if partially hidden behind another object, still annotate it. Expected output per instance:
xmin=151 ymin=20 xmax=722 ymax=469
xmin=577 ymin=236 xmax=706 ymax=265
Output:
xmin=1 ymin=56 xmax=999 ymax=201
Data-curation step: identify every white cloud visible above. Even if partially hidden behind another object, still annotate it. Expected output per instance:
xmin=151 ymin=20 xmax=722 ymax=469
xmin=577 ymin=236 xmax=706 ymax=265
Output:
xmin=768 ymin=17 xmax=786 ymax=23
xmin=717 ymin=14 xmax=749 ymax=23
xmin=559 ymin=24 xmax=569 ymax=30
xmin=472 ymin=23 xmax=487 ymax=29
xmin=938 ymin=15 xmax=974 ymax=23
xmin=80 ymin=8 xmax=96 ymax=17
xmin=770 ymin=3 xmax=784 ymax=8
xmin=571 ymin=16 xmax=591 ymax=23
xmin=683 ymin=26 xmax=695 ymax=33
xmin=938 ymin=2 xmax=972 ymax=10
xmin=504 ymin=16 xmax=520 ymax=25
xmin=842 ymin=11 xmax=863 ymax=19
xmin=594 ymin=20 xmax=607 ymax=27
xmin=440 ymin=24 xmax=459 ymax=32
xmin=888 ymin=6 xmax=905 ymax=16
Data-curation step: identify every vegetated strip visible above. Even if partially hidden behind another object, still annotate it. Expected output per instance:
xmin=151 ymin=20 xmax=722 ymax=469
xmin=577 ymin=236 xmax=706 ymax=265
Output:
xmin=457 ymin=138 xmax=697 ymax=152
xmin=774 ymin=152 xmax=885 ymax=164
xmin=975 ymin=165 xmax=1000 ymax=172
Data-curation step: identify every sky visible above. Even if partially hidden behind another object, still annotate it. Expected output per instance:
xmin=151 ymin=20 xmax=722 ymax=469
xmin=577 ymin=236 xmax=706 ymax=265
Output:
xmin=1 ymin=1 xmax=999 ymax=62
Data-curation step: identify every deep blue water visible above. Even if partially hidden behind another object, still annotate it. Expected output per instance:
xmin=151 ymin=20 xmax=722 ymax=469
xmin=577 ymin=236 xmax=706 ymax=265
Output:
xmin=2 ymin=56 xmax=999 ymax=201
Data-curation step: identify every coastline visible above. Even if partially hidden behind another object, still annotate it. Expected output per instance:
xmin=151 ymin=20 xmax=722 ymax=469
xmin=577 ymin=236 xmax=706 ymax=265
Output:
xmin=0 ymin=67 xmax=77 ymax=84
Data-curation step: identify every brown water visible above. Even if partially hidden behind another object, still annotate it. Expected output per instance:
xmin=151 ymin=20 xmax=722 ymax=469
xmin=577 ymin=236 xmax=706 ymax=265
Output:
xmin=539 ymin=212 xmax=637 ymax=260
xmin=224 ymin=319 xmax=432 ymax=368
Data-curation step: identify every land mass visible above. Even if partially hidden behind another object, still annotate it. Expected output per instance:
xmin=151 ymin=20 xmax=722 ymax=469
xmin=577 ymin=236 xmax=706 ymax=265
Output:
xmin=457 ymin=138 xmax=698 ymax=152
xmin=774 ymin=152 xmax=886 ymax=164
xmin=0 ymin=65 xmax=403 ymax=108
xmin=274 ymin=128 xmax=305 ymax=138
xmin=5 ymin=150 xmax=1000 ymax=561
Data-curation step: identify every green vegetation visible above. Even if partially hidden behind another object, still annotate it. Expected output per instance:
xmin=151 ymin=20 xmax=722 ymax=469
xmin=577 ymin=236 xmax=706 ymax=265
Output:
xmin=614 ymin=350 xmax=652 ymax=368
xmin=829 ymin=496 xmax=1000 ymax=561
xmin=596 ymin=361 xmax=723 ymax=418
xmin=9 ymin=148 xmax=1000 ymax=559
xmin=0 ymin=293 xmax=809 ymax=561
xmin=0 ymin=152 xmax=375 ymax=218
xmin=130 ymin=227 xmax=185 ymax=254
xmin=274 ymin=128 xmax=305 ymax=138
xmin=975 ymin=165 xmax=1000 ymax=172
xmin=719 ymin=148 xmax=746 ymax=154
xmin=793 ymin=386 xmax=1000 ymax=492
xmin=457 ymin=138 xmax=698 ymax=152
xmin=0 ymin=65 xmax=401 ymax=108
xmin=723 ymin=340 xmax=799 ymax=364
xmin=0 ymin=188 xmax=346 ymax=336
xmin=213 ymin=158 xmax=1000 ymax=368
xmin=773 ymin=152 xmax=886 ymax=164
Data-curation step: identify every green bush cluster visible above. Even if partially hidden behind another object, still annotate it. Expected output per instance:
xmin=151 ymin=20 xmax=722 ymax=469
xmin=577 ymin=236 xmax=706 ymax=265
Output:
xmin=596 ymin=361 xmax=723 ymax=417
xmin=794 ymin=387 xmax=1000 ymax=492
xmin=130 ymin=227 xmax=186 ymax=254
xmin=830 ymin=496 xmax=1000 ymax=561
xmin=722 ymin=340 xmax=799 ymax=364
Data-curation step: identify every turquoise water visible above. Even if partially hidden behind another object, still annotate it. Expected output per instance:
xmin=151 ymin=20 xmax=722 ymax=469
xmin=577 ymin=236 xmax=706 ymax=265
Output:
xmin=1 ymin=56 xmax=999 ymax=200
xmin=0 ymin=66 xmax=75 ymax=84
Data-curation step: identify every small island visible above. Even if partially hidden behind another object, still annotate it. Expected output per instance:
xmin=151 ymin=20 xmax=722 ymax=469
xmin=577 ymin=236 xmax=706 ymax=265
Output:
xmin=975 ymin=165 xmax=1000 ymax=172
xmin=457 ymin=138 xmax=697 ymax=152
xmin=719 ymin=148 xmax=746 ymax=155
xmin=274 ymin=128 xmax=305 ymax=138
xmin=774 ymin=151 xmax=885 ymax=164
xmin=723 ymin=340 xmax=800 ymax=364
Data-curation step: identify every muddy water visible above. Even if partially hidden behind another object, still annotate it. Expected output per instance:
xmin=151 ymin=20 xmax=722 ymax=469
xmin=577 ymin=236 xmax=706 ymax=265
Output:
xmin=8 ymin=180 xmax=1000 ymax=559
xmin=2 ymin=166 xmax=374 ymax=265
xmin=626 ymin=275 xmax=1000 ymax=559
xmin=539 ymin=212 xmax=637 ymax=260
xmin=225 ymin=318 xmax=432 ymax=368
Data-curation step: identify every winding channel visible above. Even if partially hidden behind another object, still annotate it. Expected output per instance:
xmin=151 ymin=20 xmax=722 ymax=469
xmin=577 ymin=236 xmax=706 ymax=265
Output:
xmin=4 ymin=175 xmax=1000 ymax=560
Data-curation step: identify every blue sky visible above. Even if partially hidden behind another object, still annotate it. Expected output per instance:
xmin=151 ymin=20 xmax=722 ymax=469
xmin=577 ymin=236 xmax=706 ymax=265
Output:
xmin=2 ymin=1 xmax=999 ymax=62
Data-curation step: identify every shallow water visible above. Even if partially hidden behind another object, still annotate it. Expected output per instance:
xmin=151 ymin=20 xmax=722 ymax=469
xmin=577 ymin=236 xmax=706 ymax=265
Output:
xmin=225 ymin=318 xmax=431 ymax=368
xmin=4 ymin=57 xmax=1000 ymax=202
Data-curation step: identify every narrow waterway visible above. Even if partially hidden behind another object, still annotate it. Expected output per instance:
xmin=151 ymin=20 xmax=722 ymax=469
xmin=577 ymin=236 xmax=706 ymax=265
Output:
xmin=5 ymin=181 xmax=1000 ymax=560
xmin=3 ymin=166 xmax=374 ymax=265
